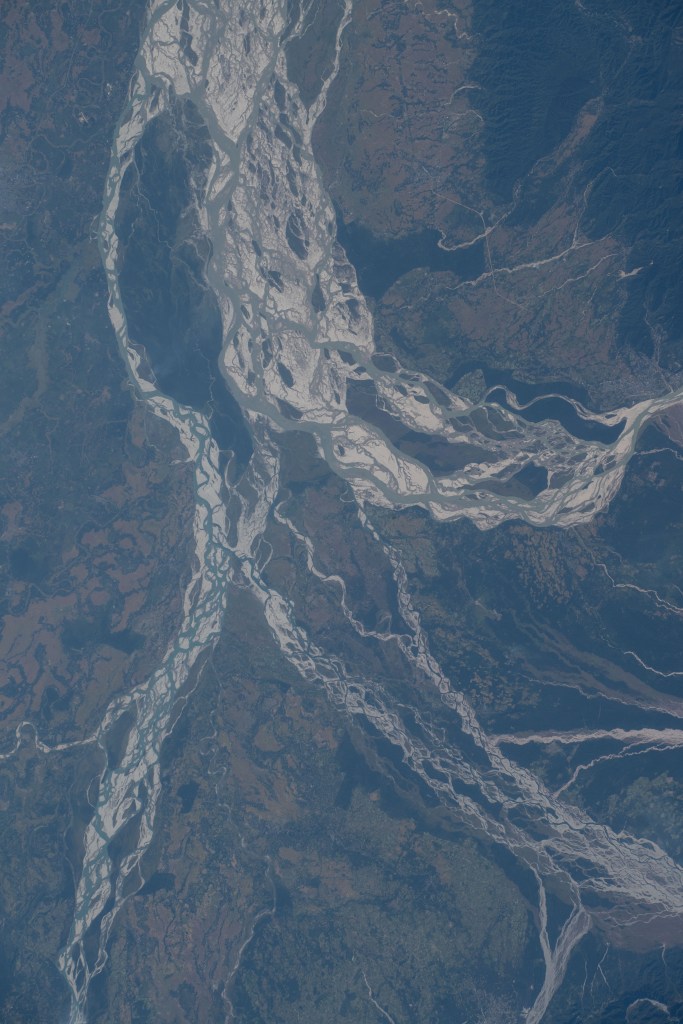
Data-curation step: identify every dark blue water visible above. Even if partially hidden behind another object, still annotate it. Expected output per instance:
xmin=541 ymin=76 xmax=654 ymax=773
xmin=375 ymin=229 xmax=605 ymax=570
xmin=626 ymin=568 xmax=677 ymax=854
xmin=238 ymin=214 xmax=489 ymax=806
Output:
xmin=336 ymin=212 xmax=486 ymax=301
xmin=446 ymin=361 xmax=591 ymax=406
xmin=346 ymin=378 xmax=496 ymax=475
xmin=488 ymin=389 xmax=623 ymax=445
xmin=445 ymin=362 xmax=622 ymax=443
xmin=116 ymin=97 xmax=252 ymax=474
